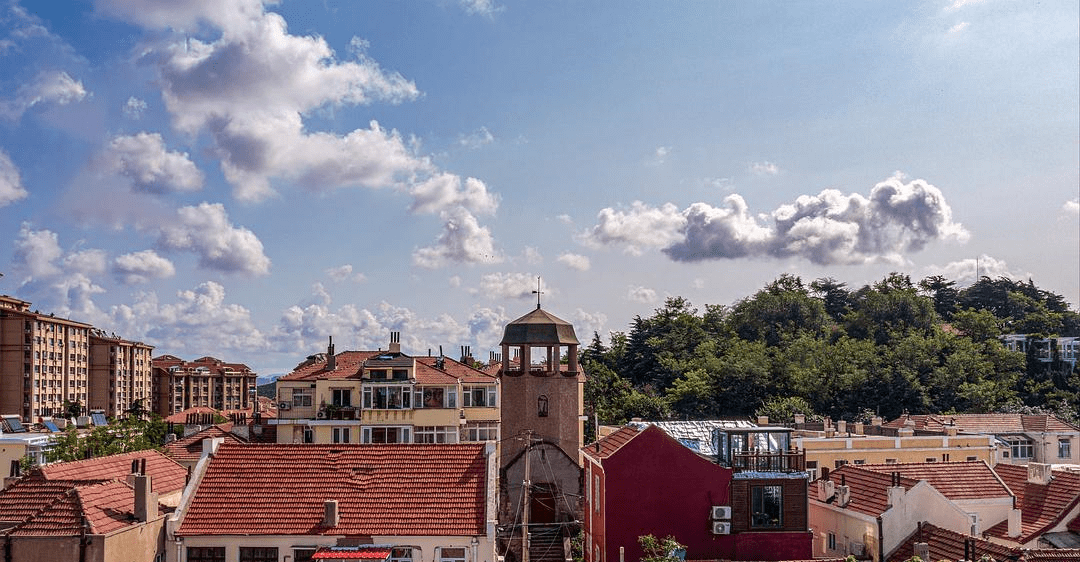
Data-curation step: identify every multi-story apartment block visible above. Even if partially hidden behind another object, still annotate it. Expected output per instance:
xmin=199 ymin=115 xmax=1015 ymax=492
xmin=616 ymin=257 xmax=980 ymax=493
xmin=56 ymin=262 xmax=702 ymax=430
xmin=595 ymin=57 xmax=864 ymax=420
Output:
xmin=0 ymin=295 xmax=93 ymax=422
xmin=273 ymin=334 xmax=499 ymax=445
xmin=88 ymin=330 xmax=154 ymax=418
xmin=150 ymin=356 xmax=257 ymax=417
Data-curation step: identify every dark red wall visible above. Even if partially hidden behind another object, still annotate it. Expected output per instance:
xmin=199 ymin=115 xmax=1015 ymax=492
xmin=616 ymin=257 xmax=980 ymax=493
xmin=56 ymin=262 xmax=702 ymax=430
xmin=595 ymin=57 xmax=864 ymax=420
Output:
xmin=594 ymin=426 xmax=812 ymax=562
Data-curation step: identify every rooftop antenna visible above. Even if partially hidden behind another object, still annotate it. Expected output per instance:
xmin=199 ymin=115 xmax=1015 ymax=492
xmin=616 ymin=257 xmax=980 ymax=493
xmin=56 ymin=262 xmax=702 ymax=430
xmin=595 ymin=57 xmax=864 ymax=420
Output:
xmin=532 ymin=276 xmax=544 ymax=309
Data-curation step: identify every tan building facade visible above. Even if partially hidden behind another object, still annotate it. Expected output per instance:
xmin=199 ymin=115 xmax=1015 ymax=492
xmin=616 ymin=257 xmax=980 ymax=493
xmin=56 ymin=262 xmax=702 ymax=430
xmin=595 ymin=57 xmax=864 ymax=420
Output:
xmin=89 ymin=330 xmax=154 ymax=418
xmin=151 ymin=355 xmax=257 ymax=417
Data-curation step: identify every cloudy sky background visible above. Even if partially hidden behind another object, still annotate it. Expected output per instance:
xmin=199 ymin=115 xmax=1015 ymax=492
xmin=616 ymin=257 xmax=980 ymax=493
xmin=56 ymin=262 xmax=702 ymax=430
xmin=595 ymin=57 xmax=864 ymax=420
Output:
xmin=1 ymin=0 xmax=1076 ymax=377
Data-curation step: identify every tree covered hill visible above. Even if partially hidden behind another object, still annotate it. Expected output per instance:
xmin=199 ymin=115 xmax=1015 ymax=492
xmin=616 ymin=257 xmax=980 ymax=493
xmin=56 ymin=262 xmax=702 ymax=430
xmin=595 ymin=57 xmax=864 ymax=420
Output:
xmin=582 ymin=273 xmax=1080 ymax=427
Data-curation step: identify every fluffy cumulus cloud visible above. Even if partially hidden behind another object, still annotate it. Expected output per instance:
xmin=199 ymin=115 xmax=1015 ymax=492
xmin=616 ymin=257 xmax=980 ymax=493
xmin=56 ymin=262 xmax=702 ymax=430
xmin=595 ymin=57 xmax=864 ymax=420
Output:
xmin=157 ymin=202 xmax=271 ymax=275
xmin=325 ymin=264 xmax=366 ymax=283
xmin=1064 ymin=198 xmax=1079 ymax=216
xmin=107 ymin=281 xmax=267 ymax=352
xmin=102 ymin=132 xmax=204 ymax=194
xmin=98 ymin=0 xmax=423 ymax=202
xmin=470 ymin=272 xmax=544 ymax=301
xmin=10 ymin=226 xmax=108 ymax=324
xmin=570 ymin=309 xmax=608 ymax=340
xmin=0 ymin=149 xmax=28 ymax=207
xmin=409 ymin=173 xmax=498 ymax=216
xmin=112 ymin=249 xmax=176 ymax=284
xmin=123 ymin=96 xmax=147 ymax=119
xmin=584 ymin=174 xmax=969 ymax=266
xmin=556 ymin=252 xmax=590 ymax=271
xmin=412 ymin=207 xmax=500 ymax=268
xmin=627 ymin=285 xmax=658 ymax=303
xmin=459 ymin=0 xmax=503 ymax=18
xmin=928 ymin=255 xmax=1030 ymax=286
xmin=751 ymin=161 xmax=780 ymax=176
xmin=0 ymin=70 xmax=87 ymax=120
xmin=13 ymin=224 xmax=63 ymax=278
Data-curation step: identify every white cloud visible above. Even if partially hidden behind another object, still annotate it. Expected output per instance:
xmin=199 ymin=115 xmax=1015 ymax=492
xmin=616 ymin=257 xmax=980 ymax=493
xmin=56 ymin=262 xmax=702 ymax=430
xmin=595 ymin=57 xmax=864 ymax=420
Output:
xmin=470 ymin=272 xmax=543 ymax=301
xmin=1064 ymin=198 xmax=1079 ymax=215
xmin=409 ymin=173 xmax=498 ymax=216
xmin=927 ymin=255 xmax=1030 ymax=286
xmin=946 ymin=0 xmax=984 ymax=12
xmin=556 ymin=214 xmax=573 ymax=225
xmin=122 ymin=96 xmax=148 ymax=119
xmin=627 ymin=285 xmax=658 ymax=303
xmin=448 ymin=275 xmax=462 ymax=288
xmin=585 ymin=174 xmax=970 ymax=266
xmin=556 ymin=252 xmax=590 ymax=271
xmin=102 ymin=132 xmax=204 ymax=194
xmin=112 ymin=249 xmax=176 ymax=284
xmin=63 ymin=248 xmax=108 ymax=277
xmin=157 ymin=202 xmax=271 ymax=275
xmin=10 ymin=226 xmax=108 ymax=323
xmin=570 ymin=308 xmax=608 ymax=340
xmin=459 ymin=0 xmax=503 ymax=18
xmin=0 ymin=70 xmax=87 ymax=120
xmin=691 ymin=278 xmax=705 ymax=290
xmin=13 ymin=224 xmax=63 ymax=278
xmin=523 ymin=247 xmax=543 ymax=265
xmin=750 ymin=161 xmax=780 ymax=176
xmin=580 ymin=201 xmax=686 ymax=255
xmin=412 ymin=207 xmax=501 ymax=268
xmin=948 ymin=22 xmax=970 ymax=34
xmin=325 ymin=264 xmax=366 ymax=283
xmin=648 ymin=146 xmax=671 ymax=165
xmin=457 ymin=126 xmax=494 ymax=149
xmin=0 ymin=149 xmax=28 ymax=207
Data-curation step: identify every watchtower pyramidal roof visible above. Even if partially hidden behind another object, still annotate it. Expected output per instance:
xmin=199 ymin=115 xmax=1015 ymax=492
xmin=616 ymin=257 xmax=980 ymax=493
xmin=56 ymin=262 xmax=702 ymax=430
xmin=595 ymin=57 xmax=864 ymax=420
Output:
xmin=499 ymin=306 xmax=579 ymax=346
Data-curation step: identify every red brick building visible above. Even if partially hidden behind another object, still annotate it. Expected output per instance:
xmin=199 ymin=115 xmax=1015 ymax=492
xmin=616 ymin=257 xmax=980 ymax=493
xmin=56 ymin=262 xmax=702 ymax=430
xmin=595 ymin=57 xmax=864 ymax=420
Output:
xmin=582 ymin=424 xmax=813 ymax=562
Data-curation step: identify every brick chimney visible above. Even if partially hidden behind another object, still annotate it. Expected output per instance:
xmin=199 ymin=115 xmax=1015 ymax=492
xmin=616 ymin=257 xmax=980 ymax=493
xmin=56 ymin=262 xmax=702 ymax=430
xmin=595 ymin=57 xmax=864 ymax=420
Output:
xmin=134 ymin=474 xmax=157 ymax=522
xmin=388 ymin=331 xmax=401 ymax=354
xmin=1027 ymin=462 xmax=1052 ymax=485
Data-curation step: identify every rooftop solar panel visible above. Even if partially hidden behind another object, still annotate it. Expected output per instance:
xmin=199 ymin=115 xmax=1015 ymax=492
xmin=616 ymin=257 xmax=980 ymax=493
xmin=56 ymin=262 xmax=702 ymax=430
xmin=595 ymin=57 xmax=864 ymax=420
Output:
xmin=91 ymin=413 xmax=108 ymax=426
xmin=43 ymin=420 xmax=60 ymax=433
xmin=2 ymin=417 xmax=26 ymax=433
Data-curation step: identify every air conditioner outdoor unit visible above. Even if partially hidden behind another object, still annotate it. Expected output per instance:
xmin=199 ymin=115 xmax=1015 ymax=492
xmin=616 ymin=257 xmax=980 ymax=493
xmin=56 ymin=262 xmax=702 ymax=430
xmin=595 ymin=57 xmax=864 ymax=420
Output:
xmin=278 ymin=401 xmax=291 ymax=410
xmin=711 ymin=521 xmax=730 ymax=535
xmin=316 ymin=411 xmax=326 ymax=419
xmin=710 ymin=506 xmax=731 ymax=520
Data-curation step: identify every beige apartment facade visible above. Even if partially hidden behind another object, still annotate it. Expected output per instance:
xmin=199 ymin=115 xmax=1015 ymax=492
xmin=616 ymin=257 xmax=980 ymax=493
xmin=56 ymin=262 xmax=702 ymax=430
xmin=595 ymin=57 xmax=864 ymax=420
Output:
xmin=151 ymin=355 xmax=257 ymax=417
xmin=795 ymin=429 xmax=996 ymax=477
xmin=89 ymin=330 xmax=154 ymax=418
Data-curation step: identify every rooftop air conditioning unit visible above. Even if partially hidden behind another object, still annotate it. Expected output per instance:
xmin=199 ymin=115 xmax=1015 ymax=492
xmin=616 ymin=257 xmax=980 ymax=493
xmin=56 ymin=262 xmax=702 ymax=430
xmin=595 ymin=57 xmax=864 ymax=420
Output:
xmin=711 ymin=506 xmax=731 ymax=520
xmin=316 ymin=411 xmax=326 ymax=419
xmin=278 ymin=401 xmax=291 ymax=410
xmin=711 ymin=521 xmax=730 ymax=535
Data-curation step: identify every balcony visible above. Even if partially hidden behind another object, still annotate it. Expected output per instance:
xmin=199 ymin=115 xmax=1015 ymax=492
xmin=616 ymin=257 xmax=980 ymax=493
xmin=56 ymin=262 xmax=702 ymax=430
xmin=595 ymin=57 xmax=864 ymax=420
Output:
xmin=323 ymin=405 xmax=361 ymax=420
xmin=730 ymin=449 xmax=806 ymax=473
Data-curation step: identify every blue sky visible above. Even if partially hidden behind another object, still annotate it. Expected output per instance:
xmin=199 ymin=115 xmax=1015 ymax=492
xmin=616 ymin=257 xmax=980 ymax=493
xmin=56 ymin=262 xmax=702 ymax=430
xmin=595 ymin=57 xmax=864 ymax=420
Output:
xmin=0 ymin=0 xmax=1076 ymax=378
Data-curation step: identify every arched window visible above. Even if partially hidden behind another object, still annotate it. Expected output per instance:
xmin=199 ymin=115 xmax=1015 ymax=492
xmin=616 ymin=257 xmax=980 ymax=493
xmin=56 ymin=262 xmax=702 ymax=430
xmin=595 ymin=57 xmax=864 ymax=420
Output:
xmin=537 ymin=395 xmax=549 ymax=417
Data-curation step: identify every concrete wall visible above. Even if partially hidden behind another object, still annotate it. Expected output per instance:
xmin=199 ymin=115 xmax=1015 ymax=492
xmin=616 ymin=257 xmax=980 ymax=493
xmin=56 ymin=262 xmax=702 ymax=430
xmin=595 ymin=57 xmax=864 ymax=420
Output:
xmin=796 ymin=434 xmax=996 ymax=471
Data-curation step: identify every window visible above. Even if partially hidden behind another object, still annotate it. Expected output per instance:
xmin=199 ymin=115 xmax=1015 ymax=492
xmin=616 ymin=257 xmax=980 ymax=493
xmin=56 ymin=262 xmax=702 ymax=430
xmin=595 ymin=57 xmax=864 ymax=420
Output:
xmin=464 ymin=421 xmax=498 ymax=442
xmin=463 ymin=386 xmax=496 ymax=407
xmin=239 ymin=547 xmax=279 ymax=562
xmin=966 ymin=456 xmax=978 ymax=461
xmin=925 ymin=457 xmax=937 ymax=463
xmin=303 ymin=427 xmax=314 ymax=443
xmin=363 ymin=386 xmax=411 ymax=409
xmin=1060 ymin=438 xmax=1072 ymax=459
xmin=363 ymin=426 xmax=410 ymax=443
xmin=416 ymin=425 xmax=458 ymax=443
xmin=440 ymin=548 xmax=467 ymax=562
xmin=332 ymin=427 xmax=351 ymax=443
xmin=187 ymin=547 xmax=225 ymax=562
xmin=751 ymin=485 xmax=783 ymax=528
xmin=1006 ymin=436 xmax=1034 ymax=459
xmin=293 ymin=548 xmax=317 ymax=562
xmin=417 ymin=387 xmax=447 ymax=408
xmin=853 ymin=459 xmax=865 ymax=465
xmin=292 ymin=389 xmax=313 ymax=407
xmin=332 ymin=388 xmax=352 ymax=407
xmin=827 ymin=532 xmax=837 ymax=551
xmin=390 ymin=548 xmax=413 ymax=562
xmin=593 ymin=474 xmax=600 ymax=511
xmin=834 ymin=459 xmax=847 ymax=468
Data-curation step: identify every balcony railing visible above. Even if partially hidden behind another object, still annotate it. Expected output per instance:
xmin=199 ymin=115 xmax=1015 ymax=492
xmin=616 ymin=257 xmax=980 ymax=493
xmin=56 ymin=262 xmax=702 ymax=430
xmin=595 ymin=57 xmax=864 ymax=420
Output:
xmin=730 ymin=449 xmax=806 ymax=473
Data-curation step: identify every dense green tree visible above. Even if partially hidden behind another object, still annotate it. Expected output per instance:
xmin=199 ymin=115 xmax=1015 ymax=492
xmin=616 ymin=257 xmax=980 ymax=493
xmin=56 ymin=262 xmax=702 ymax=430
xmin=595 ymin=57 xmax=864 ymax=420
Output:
xmin=845 ymin=273 xmax=937 ymax=345
xmin=727 ymin=274 xmax=827 ymax=346
xmin=810 ymin=277 xmax=853 ymax=323
xmin=46 ymin=415 xmax=168 ymax=463
xmin=919 ymin=275 xmax=959 ymax=319
xmin=755 ymin=396 xmax=821 ymax=424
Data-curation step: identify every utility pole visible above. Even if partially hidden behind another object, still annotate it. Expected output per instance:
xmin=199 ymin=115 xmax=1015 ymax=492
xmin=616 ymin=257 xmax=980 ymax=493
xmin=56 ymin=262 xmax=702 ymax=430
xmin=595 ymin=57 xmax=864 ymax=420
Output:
xmin=521 ymin=430 xmax=532 ymax=562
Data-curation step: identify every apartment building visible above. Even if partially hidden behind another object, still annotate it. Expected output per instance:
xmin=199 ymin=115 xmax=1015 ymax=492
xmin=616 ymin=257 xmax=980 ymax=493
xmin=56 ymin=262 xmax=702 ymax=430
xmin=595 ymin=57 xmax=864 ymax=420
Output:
xmin=0 ymin=295 xmax=93 ymax=422
xmin=273 ymin=335 xmax=499 ymax=445
xmin=88 ymin=330 xmax=154 ymax=418
xmin=885 ymin=413 xmax=1080 ymax=466
xmin=150 ymin=355 xmax=257 ymax=417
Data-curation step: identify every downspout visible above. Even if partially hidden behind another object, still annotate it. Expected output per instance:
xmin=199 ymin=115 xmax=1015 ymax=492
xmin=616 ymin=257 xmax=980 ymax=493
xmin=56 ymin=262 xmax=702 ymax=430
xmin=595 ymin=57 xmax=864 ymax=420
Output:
xmin=4 ymin=532 xmax=11 ymax=562
xmin=79 ymin=516 xmax=88 ymax=562
xmin=876 ymin=516 xmax=884 ymax=562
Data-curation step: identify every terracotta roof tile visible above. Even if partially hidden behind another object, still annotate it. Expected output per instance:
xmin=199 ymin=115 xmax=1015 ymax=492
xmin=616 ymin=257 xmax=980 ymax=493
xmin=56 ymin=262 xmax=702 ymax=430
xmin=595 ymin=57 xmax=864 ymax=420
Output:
xmin=810 ymin=465 xmax=920 ymax=517
xmin=279 ymin=351 xmax=374 ymax=381
xmin=176 ymin=443 xmax=488 ymax=537
xmin=0 ymin=479 xmax=95 ymax=524
xmin=985 ymin=464 xmax=1080 ymax=543
xmin=3 ymin=479 xmax=168 ymax=537
xmin=415 ymin=356 xmax=495 ymax=384
xmin=37 ymin=450 xmax=188 ymax=495
xmin=886 ymin=523 xmax=1014 ymax=562
xmin=884 ymin=413 xmax=1080 ymax=433
xmin=860 ymin=460 xmax=1012 ymax=501
xmin=581 ymin=425 xmax=643 ymax=462
xmin=163 ymin=425 xmax=246 ymax=464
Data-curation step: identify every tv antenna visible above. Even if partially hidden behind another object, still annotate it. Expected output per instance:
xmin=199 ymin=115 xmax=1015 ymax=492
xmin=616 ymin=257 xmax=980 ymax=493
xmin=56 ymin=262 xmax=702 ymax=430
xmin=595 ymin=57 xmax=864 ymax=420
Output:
xmin=532 ymin=276 xmax=544 ymax=309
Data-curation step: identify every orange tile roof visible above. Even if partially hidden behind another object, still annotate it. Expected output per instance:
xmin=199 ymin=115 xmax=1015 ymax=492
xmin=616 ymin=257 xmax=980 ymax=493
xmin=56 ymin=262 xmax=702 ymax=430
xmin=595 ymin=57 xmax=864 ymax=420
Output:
xmin=985 ymin=463 xmax=1080 ymax=543
xmin=581 ymin=425 xmax=643 ymax=463
xmin=859 ymin=460 xmax=1012 ymax=501
xmin=176 ymin=442 xmax=488 ymax=537
xmin=884 ymin=413 xmax=1079 ymax=433
xmin=2 ymin=479 xmax=168 ymax=537
xmin=38 ymin=450 xmax=188 ymax=495
xmin=886 ymin=522 xmax=1015 ymax=562
xmin=279 ymin=351 xmax=374 ymax=381
xmin=0 ymin=479 xmax=95 ymax=524
xmin=415 ymin=356 xmax=496 ymax=384
xmin=809 ymin=465 xmax=920 ymax=517
xmin=163 ymin=425 xmax=246 ymax=465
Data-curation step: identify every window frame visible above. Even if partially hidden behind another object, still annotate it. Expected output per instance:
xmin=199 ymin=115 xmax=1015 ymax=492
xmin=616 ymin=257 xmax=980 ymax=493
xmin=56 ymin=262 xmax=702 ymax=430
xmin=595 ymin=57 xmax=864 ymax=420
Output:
xmin=440 ymin=547 xmax=467 ymax=562
xmin=415 ymin=425 xmax=458 ymax=443
xmin=1060 ymin=438 xmax=1072 ymax=459
xmin=186 ymin=547 xmax=226 ymax=562
xmin=363 ymin=425 xmax=411 ymax=443
xmin=239 ymin=547 xmax=279 ymax=562
xmin=750 ymin=484 xmax=783 ymax=529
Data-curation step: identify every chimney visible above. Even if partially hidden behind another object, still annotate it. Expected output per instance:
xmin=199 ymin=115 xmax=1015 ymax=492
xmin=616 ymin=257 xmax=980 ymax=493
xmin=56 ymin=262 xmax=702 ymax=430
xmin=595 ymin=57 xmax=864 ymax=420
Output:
xmin=837 ymin=485 xmax=851 ymax=508
xmin=460 ymin=345 xmax=473 ymax=365
xmin=898 ymin=427 xmax=914 ymax=438
xmin=914 ymin=543 xmax=930 ymax=560
xmin=872 ymin=416 xmax=882 ymax=427
xmin=837 ymin=420 xmax=847 ymax=435
xmin=818 ymin=479 xmax=836 ymax=502
xmin=1007 ymin=508 xmax=1022 ymax=538
xmin=388 ymin=331 xmax=401 ymax=354
xmin=323 ymin=499 xmax=339 ymax=527
xmin=793 ymin=413 xmax=806 ymax=425
xmin=854 ymin=422 xmax=864 ymax=435
xmin=1027 ymin=462 xmax=1052 ymax=485
xmin=887 ymin=472 xmax=905 ymax=507
xmin=944 ymin=422 xmax=958 ymax=437
xmin=327 ymin=336 xmax=336 ymax=370
xmin=134 ymin=474 xmax=157 ymax=522
xmin=756 ymin=415 xmax=769 ymax=426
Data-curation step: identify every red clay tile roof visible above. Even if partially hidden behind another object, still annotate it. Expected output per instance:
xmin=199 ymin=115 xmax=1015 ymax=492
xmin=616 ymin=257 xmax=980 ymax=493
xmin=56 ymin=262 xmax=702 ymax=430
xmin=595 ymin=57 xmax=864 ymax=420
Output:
xmin=312 ymin=546 xmax=392 ymax=560
xmin=176 ymin=442 xmax=488 ymax=537
xmin=581 ymin=425 xmax=643 ymax=463
xmin=0 ymin=479 xmax=96 ymax=524
xmin=279 ymin=351 xmax=375 ymax=381
xmin=163 ymin=425 xmax=246 ymax=464
xmin=884 ymin=413 xmax=1080 ymax=433
xmin=3 ymin=479 xmax=168 ymax=537
xmin=886 ymin=522 xmax=1015 ymax=562
xmin=37 ymin=450 xmax=188 ymax=495
xmin=1022 ymin=550 xmax=1080 ymax=560
xmin=810 ymin=465 xmax=921 ymax=517
xmin=985 ymin=463 xmax=1080 ymax=543
xmin=415 ymin=356 xmax=495 ymax=384
xmin=859 ymin=460 xmax=1013 ymax=501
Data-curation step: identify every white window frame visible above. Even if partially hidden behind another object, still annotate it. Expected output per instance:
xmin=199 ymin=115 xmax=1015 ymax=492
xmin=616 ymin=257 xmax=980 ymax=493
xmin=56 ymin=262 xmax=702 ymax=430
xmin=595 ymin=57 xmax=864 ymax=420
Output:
xmin=463 ymin=421 xmax=498 ymax=442
xmin=1060 ymin=438 xmax=1072 ymax=459
xmin=363 ymin=425 xmax=411 ymax=444
xmin=440 ymin=547 xmax=467 ymax=562
xmin=363 ymin=385 xmax=412 ymax=410
xmin=390 ymin=548 xmax=413 ymax=562
xmin=415 ymin=425 xmax=458 ymax=443
xmin=332 ymin=427 xmax=351 ymax=444
xmin=292 ymin=389 xmax=313 ymax=407
xmin=463 ymin=385 xmax=497 ymax=408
